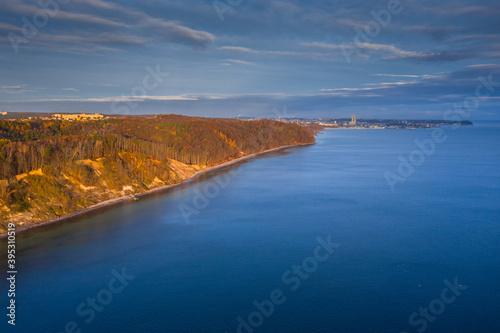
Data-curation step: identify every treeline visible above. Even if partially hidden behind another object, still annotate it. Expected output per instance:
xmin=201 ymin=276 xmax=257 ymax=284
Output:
xmin=0 ymin=115 xmax=315 ymax=180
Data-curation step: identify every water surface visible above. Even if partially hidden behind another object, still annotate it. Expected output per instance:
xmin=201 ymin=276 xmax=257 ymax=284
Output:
xmin=1 ymin=123 xmax=499 ymax=332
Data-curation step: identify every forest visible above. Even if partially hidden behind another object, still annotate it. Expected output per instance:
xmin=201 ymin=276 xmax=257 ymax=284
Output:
xmin=0 ymin=114 xmax=316 ymax=231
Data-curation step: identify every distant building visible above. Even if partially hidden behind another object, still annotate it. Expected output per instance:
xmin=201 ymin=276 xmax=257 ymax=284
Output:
xmin=349 ymin=115 xmax=357 ymax=126
xmin=52 ymin=112 xmax=103 ymax=121
xmin=0 ymin=112 xmax=7 ymax=115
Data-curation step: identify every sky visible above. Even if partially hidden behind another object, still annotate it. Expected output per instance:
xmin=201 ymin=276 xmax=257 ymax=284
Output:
xmin=0 ymin=0 xmax=499 ymax=119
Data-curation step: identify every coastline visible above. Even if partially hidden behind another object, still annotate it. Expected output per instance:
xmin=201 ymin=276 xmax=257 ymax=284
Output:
xmin=1 ymin=142 xmax=313 ymax=238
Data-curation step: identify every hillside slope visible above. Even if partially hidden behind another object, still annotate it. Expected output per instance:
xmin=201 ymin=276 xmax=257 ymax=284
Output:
xmin=0 ymin=115 xmax=316 ymax=232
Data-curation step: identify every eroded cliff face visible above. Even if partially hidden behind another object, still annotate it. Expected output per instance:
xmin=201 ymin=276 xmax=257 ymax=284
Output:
xmin=0 ymin=156 xmax=203 ymax=232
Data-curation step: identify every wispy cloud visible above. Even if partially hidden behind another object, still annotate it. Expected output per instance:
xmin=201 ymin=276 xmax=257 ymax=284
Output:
xmin=218 ymin=46 xmax=257 ymax=53
xmin=1 ymin=0 xmax=215 ymax=52
xmin=13 ymin=95 xmax=199 ymax=103
xmin=372 ymin=74 xmax=421 ymax=78
xmin=305 ymin=41 xmax=480 ymax=62
xmin=301 ymin=42 xmax=344 ymax=51
xmin=320 ymin=87 xmax=378 ymax=93
xmin=222 ymin=59 xmax=255 ymax=66
xmin=218 ymin=46 xmax=326 ymax=58
xmin=0 ymin=22 xmax=21 ymax=32
xmin=1 ymin=85 xmax=23 ymax=89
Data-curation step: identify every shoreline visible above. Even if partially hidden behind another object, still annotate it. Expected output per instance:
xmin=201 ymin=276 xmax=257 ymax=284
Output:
xmin=1 ymin=142 xmax=313 ymax=238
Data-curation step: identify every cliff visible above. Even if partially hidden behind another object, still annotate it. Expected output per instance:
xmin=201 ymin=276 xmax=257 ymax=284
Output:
xmin=0 ymin=115 xmax=315 ymax=232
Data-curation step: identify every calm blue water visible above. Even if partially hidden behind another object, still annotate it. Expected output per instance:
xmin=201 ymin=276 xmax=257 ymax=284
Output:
xmin=1 ymin=123 xmax=499 ymax=332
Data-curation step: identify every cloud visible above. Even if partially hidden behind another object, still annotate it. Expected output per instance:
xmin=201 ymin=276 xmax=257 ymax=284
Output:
xmin=0 ymin=22 xmax=21 ymax=32
xmin=12 ymin=95 xmax=199 ymax=103
xmin=0 ymin=84 xmax=34 ymax=94
xmin=218 ymin=46 xmax=256 ymax=53
xmin=304 ymin=41 xmax=421 ymax=58
xmin=320 ymin=87 xmax=378 ymax=93
xmin=1 ymin=2 xmax=126 ymax=28
xmin=75 ymin=0 xmax=215 ymax=49
xmin=384 ymin=51 xmax=479 ymax=62
xmin=140 ymin=17 xmax=214 ymax=49
xmin=218 ymin=45 xmax=326 ymax=58
xmin=317 ymin=65 xmax=500 ymax=105
xmin=301 ymin=42 xmax=343 ymax=50
xmin=223 ymin=59 xmax=255 ymax=66
xmin=364 ymin=81 xmax=419 ymax=87
xmin=305 ymin=41 xmax=480 ymax=62
xmin=465 ymin=64 xmax=500 ymax=70
xmin=73 ymin=0 xmax=121 ymax=11
xmin=0 ymin=0 xmax=215 ymax=51
xmin=1 ymin=85 xmax=23 ymax=89
xmin=45 ymin=32 xmax=149 ymax=46
xmin=372 ymin=74 xmax=421 ymax=78
xmin=62 ymin=88 xmax=80 ymax=91
xmin=53 ymin=10 xmax=128 ymax=28
xmin=355 ymin=43 xmax=421 ymax=58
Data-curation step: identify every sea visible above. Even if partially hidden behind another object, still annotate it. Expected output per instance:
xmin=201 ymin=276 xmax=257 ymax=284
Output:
xmin=1 ymin=122 xmax=499 ymax=333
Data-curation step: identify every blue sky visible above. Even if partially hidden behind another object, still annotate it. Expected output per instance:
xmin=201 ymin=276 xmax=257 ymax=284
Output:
xmin=0 ymin=0 xmax=499 ymax=119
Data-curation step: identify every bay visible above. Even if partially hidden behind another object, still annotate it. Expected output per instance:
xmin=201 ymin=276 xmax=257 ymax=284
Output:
xmin=1 ymin=123 xmax=499 ymax=332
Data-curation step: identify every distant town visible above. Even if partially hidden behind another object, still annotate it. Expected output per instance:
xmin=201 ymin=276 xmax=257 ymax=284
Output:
xmin=0 ymin=112 xmax=473 ymax=129
xmin=245 ymin=114 xmax=473 ymax=129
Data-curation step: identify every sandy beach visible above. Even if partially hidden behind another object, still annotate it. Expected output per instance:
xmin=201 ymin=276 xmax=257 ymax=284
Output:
xmin=1 ymin=143 xmax=312 ymax=238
